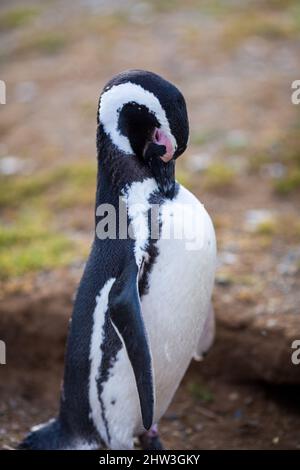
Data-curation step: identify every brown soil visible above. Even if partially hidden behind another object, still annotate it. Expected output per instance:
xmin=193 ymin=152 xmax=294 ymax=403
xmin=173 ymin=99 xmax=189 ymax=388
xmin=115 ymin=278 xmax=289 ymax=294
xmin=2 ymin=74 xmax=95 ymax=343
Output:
xmin=0 ymin=277 xmax=300 ymax=450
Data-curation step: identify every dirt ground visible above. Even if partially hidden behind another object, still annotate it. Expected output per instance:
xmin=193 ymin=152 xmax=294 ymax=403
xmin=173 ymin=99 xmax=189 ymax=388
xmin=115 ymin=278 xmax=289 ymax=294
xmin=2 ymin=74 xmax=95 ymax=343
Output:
xmin=1 ymin=334 xmax=300 ymax=450
xmin=1 ymin=0 xmax=300 ymax=450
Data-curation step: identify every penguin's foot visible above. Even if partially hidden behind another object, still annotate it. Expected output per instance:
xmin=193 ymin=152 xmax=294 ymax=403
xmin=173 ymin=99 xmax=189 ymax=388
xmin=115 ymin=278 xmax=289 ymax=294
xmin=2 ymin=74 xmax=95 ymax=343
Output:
xmin=139 ymin=424 xmax=165 ymax=450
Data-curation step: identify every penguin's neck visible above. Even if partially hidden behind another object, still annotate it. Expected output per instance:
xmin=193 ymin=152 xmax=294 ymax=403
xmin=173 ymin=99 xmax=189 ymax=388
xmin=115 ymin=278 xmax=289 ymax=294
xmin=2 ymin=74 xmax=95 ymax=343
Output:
xmin=96 ymin=130 xmax=153 ymax=207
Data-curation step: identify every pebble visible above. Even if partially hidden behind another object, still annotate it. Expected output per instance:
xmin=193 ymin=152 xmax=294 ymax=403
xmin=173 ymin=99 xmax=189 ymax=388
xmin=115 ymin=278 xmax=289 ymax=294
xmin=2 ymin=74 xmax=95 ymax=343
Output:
xmin=0 ymin=156 xmax=25 ymax=175
xmin=261 ymin=163 xmax=286 ymax=179
xmin=266 ymin=318 xmax=277 ymax=328
xmin=233 ymin=409 xmax=243 ymax=420
xmin=218 ymin=251 xmax=238 ymax=267
xmin=244 ymin=209 xmax=275 ymax=232
xmin=225 ymin=130 xmax=248 ymax=149
xmin=278 ymin=249 xmax=300 ymax=276
xmin=186 ymin=153 xmax=213 ymax=172
xmin=164 ymin=412 xmax=181 ymax=421
xmin=15 ymin=81 xmax=38 ymax=103
xmin=194 ymin=423 xmax=204 ymax=432
xmin=244 ymin=396 xmax=253 ymax=406
xmin=229 ymin=392 xmax=239 ymax=402
xmin=129 ymin=2 xmax=153 ymax=24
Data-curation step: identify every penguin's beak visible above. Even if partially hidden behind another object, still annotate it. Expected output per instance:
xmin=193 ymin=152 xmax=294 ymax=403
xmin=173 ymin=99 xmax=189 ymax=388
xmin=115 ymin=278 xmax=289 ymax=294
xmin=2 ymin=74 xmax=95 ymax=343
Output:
xmin=143 ymin=128 xmax=175 ymax=163
xmin=151 ymin=128 xmax=175 ymax=163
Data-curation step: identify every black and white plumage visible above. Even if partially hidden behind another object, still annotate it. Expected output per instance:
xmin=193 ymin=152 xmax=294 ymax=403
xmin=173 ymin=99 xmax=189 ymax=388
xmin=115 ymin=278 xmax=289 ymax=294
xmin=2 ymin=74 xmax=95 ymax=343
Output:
xmin=19 ymin=70 xmax=216 ymax=450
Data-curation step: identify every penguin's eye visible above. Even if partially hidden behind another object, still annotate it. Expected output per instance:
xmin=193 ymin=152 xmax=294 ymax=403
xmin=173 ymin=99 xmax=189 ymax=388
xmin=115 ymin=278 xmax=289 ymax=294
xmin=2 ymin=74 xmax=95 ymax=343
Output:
xmin=118 ymin=103 xmax=159 ymax=158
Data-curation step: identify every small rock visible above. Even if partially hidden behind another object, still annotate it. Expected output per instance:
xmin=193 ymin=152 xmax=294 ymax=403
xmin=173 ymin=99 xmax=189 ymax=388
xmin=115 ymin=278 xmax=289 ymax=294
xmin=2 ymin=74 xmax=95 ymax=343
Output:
xmin=0 ymin=156 xmax=25 ymax=175
xmin=15 ymin=81 xmax=38 ymax=103
xmin=233 ymin=409 xmax=243 ymax=420
xmin=226 ymin=130 xmax=248 ymax=149
xmin=278 ymin=249 xmax=300 ymax=276
xmin=266 ymin=318 xmax=277 ymax=328
xmin=218 ymin=251 xmax=238 ymax=267
xmin=262 ymin=163 xmax=286 ymax=179
xmin=229 ymin=392 xmax=239 ymax=401
xmin=244 ymin=209 xmax=275 ymax=232
xmin=244 ymin=396 xmax=254 ymax=406
xmin=164 ymin=412 xmax=181 ymax=421
xmin=129 ymin=2 xmax=153 ymax=24
xmin=187 ymin=153 xmax=213 ymax=172
xmin=272 ymin=436 xmax=280 ymax=445
xmin=194 ymin=423 xmax=204 ymax=432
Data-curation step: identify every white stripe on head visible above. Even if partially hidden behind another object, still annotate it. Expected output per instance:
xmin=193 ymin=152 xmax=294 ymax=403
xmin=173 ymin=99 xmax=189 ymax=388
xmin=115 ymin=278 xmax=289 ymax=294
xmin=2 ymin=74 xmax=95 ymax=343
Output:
xmin=99 ymin=82 xmax=177 ymax=155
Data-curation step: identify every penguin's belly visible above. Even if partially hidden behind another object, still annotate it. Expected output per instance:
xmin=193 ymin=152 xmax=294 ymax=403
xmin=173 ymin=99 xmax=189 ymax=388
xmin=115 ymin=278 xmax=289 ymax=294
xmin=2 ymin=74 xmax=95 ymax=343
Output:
xmin=100 ymin=186 xmax=216 ymax=448
xmin=142 ymin=186 xmax=216 ymax=423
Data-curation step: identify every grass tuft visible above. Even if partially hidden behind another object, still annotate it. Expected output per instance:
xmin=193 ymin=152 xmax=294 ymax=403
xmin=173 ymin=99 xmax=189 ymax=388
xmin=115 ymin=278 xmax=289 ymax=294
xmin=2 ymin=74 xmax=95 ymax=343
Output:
xmin=0 ymin=210 xmax=81 ymax=280
xmin=0 ymin=6 xmax=39 ymax=32
xmin=187 ymin=381 xmax=214 ymax=403
xmin=15 ymin=31 xmax=68 ymax=57
xmin=203 ymin=162 xmax=236 ymax=191
xmin=0 ymin=162 xmax=95 ymax=280
xmin=274 ymin=169 xmax=300 ymax=195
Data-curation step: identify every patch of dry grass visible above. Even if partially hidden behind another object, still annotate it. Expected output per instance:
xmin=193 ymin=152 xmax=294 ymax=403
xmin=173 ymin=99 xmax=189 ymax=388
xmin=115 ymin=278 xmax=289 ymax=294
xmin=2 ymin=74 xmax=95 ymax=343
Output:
xmin=0 ymin=6 xmax=40 ymax=32
xmin=203 ymin=162 xmax=236 ymax=191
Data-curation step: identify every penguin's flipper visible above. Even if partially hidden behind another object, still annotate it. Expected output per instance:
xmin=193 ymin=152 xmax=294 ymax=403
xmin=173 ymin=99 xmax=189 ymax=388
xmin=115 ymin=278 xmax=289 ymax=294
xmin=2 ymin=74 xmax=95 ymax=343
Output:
xmin=109 ymin=260 xmax=154 ymax=430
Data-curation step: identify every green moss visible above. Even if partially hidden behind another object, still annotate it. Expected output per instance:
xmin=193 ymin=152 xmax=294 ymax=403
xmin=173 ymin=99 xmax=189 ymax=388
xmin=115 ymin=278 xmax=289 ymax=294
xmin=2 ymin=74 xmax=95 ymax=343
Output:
xmin=0 ymin=210 xmax=84 ymax=280
xmin=265 ymin=0 xmax=300 ymax=8
xmin=149 ymin=0 xmax=181 ymax=13
xmin=0 ymin=161 xmax=96 ymax=209
xmin=0 ymin=162 xmax=95 ymax=280
xmin=0 ymin=175 xmax=53 ymax=208
xmin=25 ymin=31 xmax=67 ymax=54
xmin=255 ymin=219 xmax=277 ymax=236
xmin=248 ymin=154 xmax=269 ymax=174
xmin=223 ymin=11 xmax=298 ymax=49
xmin=203 ymin=162 xmax=236 ymax=191
xmin=274 ymin=169 xmax=300 ymax=195
xmin=187 ymin=382 xmax=214 ymax=403
xmin=0 ymin=6 xmax=39 ymax=31
xmin=148 ymin=0 xmax=233 ymax=15
xmin=191 ymin=130 xmax=222 ymax=147
xmin=289 ymin=3 xmax=300 ymax=32
xmin=16 ymin=31 xmax=68 ymax=56
xmin=0 ymin=235 xmax=76 ymax=280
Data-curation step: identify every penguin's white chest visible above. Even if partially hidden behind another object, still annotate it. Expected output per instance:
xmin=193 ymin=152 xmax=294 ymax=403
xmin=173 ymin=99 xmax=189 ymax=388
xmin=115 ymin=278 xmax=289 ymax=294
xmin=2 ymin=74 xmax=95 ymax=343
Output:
xmin=93 ymin=181 xmax=216 ymax=449
xmin=141 ymin=185 xmax=216 ymax=422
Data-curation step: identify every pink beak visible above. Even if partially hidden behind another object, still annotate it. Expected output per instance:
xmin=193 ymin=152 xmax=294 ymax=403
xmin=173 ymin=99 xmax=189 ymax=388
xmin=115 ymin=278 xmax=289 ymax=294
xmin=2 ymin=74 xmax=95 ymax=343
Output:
xmin=153 ymin=128 xmax=175 ymax=163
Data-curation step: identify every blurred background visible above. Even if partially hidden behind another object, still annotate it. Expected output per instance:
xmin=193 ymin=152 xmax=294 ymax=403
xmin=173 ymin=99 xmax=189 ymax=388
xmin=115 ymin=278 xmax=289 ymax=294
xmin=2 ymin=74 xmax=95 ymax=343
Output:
xmin=0 ymin=0 xmax=300 ymax=450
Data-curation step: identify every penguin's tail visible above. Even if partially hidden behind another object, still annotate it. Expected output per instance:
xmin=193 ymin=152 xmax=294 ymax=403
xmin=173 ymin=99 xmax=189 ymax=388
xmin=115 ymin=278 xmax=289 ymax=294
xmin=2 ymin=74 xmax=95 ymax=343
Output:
xmin=18 ymin=418 xmax=69 ymax=450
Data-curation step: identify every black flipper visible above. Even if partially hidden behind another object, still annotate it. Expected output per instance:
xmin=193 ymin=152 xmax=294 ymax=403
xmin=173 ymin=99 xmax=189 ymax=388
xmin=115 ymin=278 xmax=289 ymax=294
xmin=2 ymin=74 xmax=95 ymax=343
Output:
xmin=109 ymin=259 xmax=154 ymax=430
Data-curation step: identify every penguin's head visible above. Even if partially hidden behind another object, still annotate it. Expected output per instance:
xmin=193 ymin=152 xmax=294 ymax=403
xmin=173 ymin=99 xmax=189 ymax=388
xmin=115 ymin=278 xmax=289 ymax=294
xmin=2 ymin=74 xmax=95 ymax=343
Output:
xmin=97 ymin=70 xmax=189 ymax=197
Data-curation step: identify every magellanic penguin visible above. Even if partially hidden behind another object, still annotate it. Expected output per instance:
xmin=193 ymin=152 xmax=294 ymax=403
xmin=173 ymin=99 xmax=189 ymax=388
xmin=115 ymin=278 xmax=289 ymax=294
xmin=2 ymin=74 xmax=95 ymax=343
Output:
xmin=19 ymin=70 xmax=216 ymax=450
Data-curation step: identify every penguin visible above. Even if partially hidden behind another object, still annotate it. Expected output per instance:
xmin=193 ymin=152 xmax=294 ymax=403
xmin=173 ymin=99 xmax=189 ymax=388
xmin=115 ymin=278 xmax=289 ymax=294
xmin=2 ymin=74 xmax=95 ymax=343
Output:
xmin=19 ymin=69 xmax=216 ymax=450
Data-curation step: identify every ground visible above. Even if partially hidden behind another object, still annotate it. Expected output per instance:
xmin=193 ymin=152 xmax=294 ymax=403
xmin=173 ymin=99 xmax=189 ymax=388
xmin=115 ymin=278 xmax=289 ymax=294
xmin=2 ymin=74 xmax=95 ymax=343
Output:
xmin=0 ymin=0 xmax=300 ymax=450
